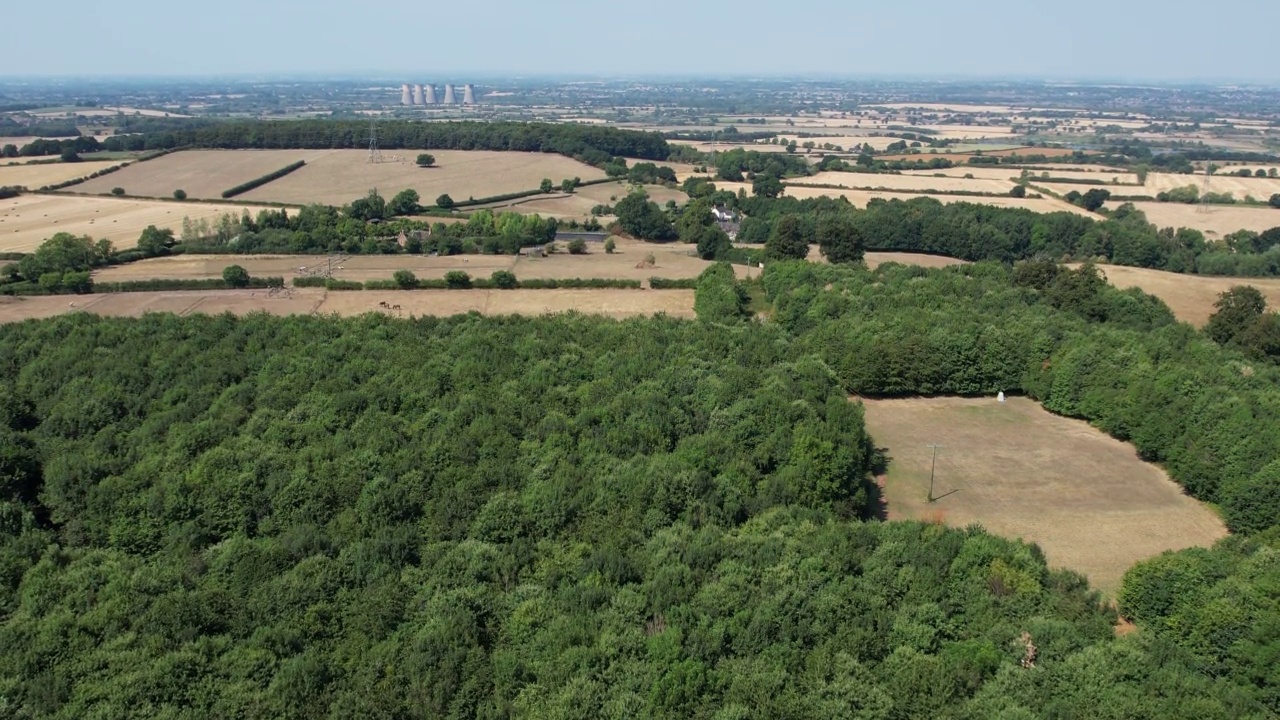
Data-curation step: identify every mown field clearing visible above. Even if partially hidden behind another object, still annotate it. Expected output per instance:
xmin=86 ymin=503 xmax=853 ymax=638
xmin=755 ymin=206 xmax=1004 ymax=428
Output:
xmin=862 ymin=396 xmax=1227 ymax=595
xmin=74 ymin=149 xmax=329 ymax=199
xmin=0 ymin=194 xmax=270 ymax=253
xmin=92 ymin=237 xmax=721 ymax=283
xmin=233 ymin=150 xmax=607 ymax=207
xmin=1102 ymin=200 xmax=1280 ymax=237
xmin=1086 ymin=264 xmax=1280 ymax=326
xmin=791 ymin=170 xmax=1015 ymax=194
xmin=0 ymin=160 xmax=121 ymax=189
xmin=0 ymin=287 xmax=694 ymax=323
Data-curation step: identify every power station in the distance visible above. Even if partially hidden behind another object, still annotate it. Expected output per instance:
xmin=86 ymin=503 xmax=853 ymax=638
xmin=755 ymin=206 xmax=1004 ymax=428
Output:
xmin=400 ymin=83 xmax=477 ymax=106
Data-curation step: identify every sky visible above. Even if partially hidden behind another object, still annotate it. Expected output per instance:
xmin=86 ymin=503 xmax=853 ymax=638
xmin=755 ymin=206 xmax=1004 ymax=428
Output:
xmin=3 ymin=0 xmax=1278 ymax=83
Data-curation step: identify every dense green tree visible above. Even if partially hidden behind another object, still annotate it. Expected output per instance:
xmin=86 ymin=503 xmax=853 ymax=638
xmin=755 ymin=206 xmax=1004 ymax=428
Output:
xmin=1270 ymin=194 xmax=1280 ymax=208
xmin=1080 ymin=188 xmax=1112 ymax=211
xmin=388 ymin=188 xmax=420 ymax=216
xmin=136 ymin=225 xmax=174 ymax=257
xmin=752 ymin=174 xmax=784 ymax=199
xmin=346 ymin=190 xmax=386 ymax=221
xmin=539 ymin=178 xmax=554 ymax=193
xmin=436 ymin=193 xmax=454 ymax=209
xmin=614 ymin=192 xmax=676 ymax=241
xmin=444 ymin=270 xmax=471 ymax=288
xmin=567 ymin=238 xmax=587 ymax=254
xmin=490 ymin=270 xmax=517 ymax=289
xmin=172 ymin=188 xmax=186 ymax=200
xmin=392 ymin=269 xmax=417 ymax=288
xmin=766 ymin=215 xmax=809 ymax=260
xmin=415 ymin=153 xmax=435 ymax=167
xmin=1205 ymin=286 xmax=1266 ymax=345
xmin=221 ymin=264 xmax=250 ymax=287
xmin=815 ymin=212 xmax=864 ymax=264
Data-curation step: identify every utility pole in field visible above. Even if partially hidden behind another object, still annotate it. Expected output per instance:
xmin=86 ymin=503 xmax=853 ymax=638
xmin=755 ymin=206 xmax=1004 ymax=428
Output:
xmin=927 ymin=443 xmax=943 ymax=502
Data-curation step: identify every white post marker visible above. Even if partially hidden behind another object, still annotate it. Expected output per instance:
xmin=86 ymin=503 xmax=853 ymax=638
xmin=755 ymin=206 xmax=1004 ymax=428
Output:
xmin=998 ymin=391 xmax=1006 ymax=403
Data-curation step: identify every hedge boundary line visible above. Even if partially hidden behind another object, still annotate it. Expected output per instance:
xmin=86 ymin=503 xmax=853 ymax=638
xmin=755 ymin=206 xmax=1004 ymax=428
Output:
xmin=292 ymin=275 xmax=673 ymax=291
xmin=221 ymin=160 xmax=307 ymax=199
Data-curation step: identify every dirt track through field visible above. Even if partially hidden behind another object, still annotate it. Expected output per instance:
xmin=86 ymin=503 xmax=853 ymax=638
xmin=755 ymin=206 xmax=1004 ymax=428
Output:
xmin=862 ymin=396 xmax=1226 ymax=595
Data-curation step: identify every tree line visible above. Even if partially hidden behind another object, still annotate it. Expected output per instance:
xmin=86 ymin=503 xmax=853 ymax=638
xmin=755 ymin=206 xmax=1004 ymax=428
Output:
xmin=88 ymin=120 xmax=671 ymax=168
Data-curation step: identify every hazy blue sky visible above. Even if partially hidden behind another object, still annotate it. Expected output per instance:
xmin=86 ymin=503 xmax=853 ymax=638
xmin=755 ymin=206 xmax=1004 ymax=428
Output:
xmin=3 ymin=0 xmax=1277 ymax=82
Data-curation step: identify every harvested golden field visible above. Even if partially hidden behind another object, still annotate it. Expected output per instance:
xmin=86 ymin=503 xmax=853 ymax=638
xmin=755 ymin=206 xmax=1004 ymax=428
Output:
xmin=1086 ymin=264 xmax=1280 ymax=326
xmin=233 ymin=150 xmax=606 ymax=207
xmin=876 ymin=102 xmax=1019 ymax=113
xmin=504 ymin=182 xmax=686 ymax=220
xmin=1102 ymin=201 xmax=1280 ymax=237
xmin=1143 ymin=172 xmax=1280 ymax=200
xmin=917 ymin=124 xmax=1017 ymax=139
xmin=0 ymin=195 xmax=270 ymax=253
xmin=865 ymin=251 xmax=965 ymax=269
xmin=93 ymin=237 xmax=725 ymax=283
xmin=790 ymin=170 xmax=1015 ymax=194
xmin=74 ymin=150 xmax=329 ymax=199
xmin=736 ymin=182 xmax=1092 ymax=216
xmin=862 ymin=396 xmax=1227 ymax=595
xmin=0 ymin=160 xmax=121 ymax=190
xmin=0 ymin=287 xmax=694 ymax=324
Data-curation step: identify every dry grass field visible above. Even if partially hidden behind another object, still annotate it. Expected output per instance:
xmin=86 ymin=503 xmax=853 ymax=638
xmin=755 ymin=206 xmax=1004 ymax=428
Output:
xmin=231 ymin=150 xmax=606 ymax=207
xmin=1102 ymin=201 xmax=1280 ymax=237
xmin=735 ymin=182 xmax=1092 ymax=216
xmin=0 ymin=287 xmax=694 ymax=324
xmin=74 ymin=150 xmax=330 ymax=199
xmin=1142 ymin=172 xmax=1280 ymax=200
xmin=0 ymin=160 xmax=121 ymax=189
xmin=862 ymin=396 xmax=1227 ymax=595
xmin=505 ymin=183 xmax=686 ymax=221
xmin=1086 ymin=264 xmax=1280 ymax=326
xmin=0 ymin=195 xmax=271 ymax=253
xmin=92 ymin=237 xmax=727 ymax=283
xmin=790 ymin=170 xmax=1016 ymax=194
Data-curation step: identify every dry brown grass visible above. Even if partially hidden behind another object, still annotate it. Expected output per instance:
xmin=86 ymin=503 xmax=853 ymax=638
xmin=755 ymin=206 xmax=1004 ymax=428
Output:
xmin=234 ymin=150 xmax=606 ymax=206
xmin=92 ymin=237 xmax=722 ymax=283
xmin=0 ymin=194 xmax=271 ymax=253
xmin=0 ymin=160 xmax=121 ymax=189
xmin=791 ymin=170 xmax=1015 ymax=194
xmin=1143 ymin=172 xmax=1280 ymax=200
xmin=74 ymin=150 xmax=329 ymax=199
xmin=861 ymin=396 xmax=1227 ymax=595
xmin=0 ymin=287 xmax=693 ymax=323
xmin=1102 ymin=201 xmax=1280 ymax=237
xmin=503 ymin=183 xmax=686 ymax=221
xmin=1085 ymin=264 xmax=1280 ymax=326
xmin=720 ymin=181 xmax=1091 ymax=216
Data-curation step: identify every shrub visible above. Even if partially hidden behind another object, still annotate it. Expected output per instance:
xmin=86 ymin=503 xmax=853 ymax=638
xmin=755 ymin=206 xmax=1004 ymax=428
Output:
xmin=173 ymin=189 xmax=187 ymax=200
xmin=444 ymin=270 xmax=471 ymax=289
xmin=222 ymin=264 xmax=250 ymax=288
xmin=392 ymin=269 xmax=418 ymax=289
xmin=604 ymin=237 xmax=616 ymax=254
xmin=436 ymin=194 xmax=455 ymax=209
xmin=568 ymin=238 xmax=587 ymax=255
xmin=491 ymin=270 xmax=518 ymax=289
xmin=111 ymin=187 xmax=125 ymax=196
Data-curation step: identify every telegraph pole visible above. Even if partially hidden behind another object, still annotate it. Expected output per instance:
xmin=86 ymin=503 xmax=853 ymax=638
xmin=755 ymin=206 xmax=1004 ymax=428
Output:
xmin=927 ymin=444 xmax=943 ymax=502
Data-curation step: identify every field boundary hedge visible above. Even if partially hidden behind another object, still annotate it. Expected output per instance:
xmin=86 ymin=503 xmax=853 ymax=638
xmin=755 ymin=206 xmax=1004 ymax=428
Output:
xmin=292 ymin=275 xmax=650 ymax=290
xmin=221 ymin=160 xmax=307 ymax=199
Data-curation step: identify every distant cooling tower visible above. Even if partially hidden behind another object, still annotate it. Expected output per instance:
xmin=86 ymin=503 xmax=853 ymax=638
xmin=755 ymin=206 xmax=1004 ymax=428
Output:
xmin=424 ymin=83 xmax=437 ymax=104
xmin=412 ymin=84 xmax=424 ymax=105
xmin=443 ymin=84 xmax=456 ymax=105
xmin=400 ymin=84 xmax=412 ymax=106
xmin=462 ymin=84 xmax=476 ymax=105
